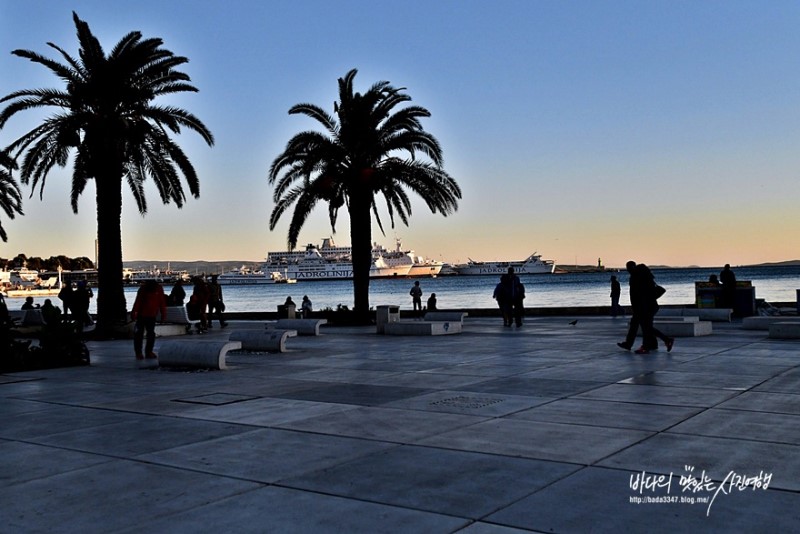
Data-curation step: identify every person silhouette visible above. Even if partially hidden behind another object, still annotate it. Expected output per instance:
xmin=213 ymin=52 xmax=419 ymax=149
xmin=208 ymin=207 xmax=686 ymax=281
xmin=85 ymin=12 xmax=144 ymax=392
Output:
xmin=720 ymin=264 xmax=737 ymax=309
xmin=618 ymin=261 xmax=674 ymax=354
xmin=610 ymin=275 xmax=623 ymax=317
xmin=410 ymin=281 xmax=423 ymax=313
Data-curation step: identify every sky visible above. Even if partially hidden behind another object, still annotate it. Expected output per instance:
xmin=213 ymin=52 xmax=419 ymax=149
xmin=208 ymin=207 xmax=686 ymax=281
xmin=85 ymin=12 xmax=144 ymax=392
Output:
xmin=1 ymin=0 xmax=799 ymax=269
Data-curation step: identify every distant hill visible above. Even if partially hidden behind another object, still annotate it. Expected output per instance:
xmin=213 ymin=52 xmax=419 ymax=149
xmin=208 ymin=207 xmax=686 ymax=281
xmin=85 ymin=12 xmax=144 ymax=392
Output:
xmin=123 ymin=260 xmax=262 ymax=275
xmin=124 ymin=258 xmax=800 ymax=275
xmin=747 ymin=260 xmax=800 ymax=267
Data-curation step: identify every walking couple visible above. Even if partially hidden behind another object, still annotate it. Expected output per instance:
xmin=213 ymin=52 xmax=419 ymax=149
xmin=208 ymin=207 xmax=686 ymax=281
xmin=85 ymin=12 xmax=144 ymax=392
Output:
xmin=617 ymin=260 xmax=674 ymax=355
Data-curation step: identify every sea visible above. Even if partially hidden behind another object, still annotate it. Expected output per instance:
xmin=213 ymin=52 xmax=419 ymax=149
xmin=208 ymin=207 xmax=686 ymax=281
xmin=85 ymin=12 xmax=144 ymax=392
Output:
xmin=7 ymin=265 xmax=800 ymax=314
xmin=115 ymin=265 xmax=800 ymax=313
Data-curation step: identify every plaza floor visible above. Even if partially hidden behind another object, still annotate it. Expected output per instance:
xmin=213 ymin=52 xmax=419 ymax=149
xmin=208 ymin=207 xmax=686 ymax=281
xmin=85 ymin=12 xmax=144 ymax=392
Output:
xmin=2 ymin=316 xmax=799 ymax=533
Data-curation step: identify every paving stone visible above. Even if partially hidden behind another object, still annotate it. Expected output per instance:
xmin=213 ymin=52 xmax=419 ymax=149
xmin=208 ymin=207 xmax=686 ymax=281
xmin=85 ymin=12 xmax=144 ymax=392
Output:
xmin=417 ymin=418 xmax=653 ymax=464
xmin=122 ymin=485 xmax=470 ymax=534
xmin=487 ymin=466 xmax=800 ymax=532
xmin=280 ymin=444 xmax=579 ymax=518
xmin=509 ymin=398 xmax=702 ymax=431
xmin=598 ymin=433 xmax=800 ymax=491
xmin=3 ymin=316 xmax=800 ymax=532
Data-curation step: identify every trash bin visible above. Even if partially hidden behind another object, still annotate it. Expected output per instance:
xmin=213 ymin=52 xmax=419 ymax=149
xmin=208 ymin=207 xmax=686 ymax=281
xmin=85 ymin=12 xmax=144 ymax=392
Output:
xmin=376 ymin=305 xmax=400 ymax=334
xmin=277 ymin=304 xmax=296 ymax=319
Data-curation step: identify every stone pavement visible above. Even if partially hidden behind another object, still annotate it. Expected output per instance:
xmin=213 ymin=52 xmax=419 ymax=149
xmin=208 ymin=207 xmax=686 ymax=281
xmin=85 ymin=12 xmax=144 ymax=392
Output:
xmin=2 ymin=316 xmax=799 ymax=533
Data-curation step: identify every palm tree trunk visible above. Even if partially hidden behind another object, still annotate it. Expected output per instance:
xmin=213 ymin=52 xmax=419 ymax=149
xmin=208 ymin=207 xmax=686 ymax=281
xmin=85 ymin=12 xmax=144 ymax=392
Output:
xmin=94 ymin=173 xmax=128 ymax=337
xmin=349 ymin=193 xmax=372 ymax=324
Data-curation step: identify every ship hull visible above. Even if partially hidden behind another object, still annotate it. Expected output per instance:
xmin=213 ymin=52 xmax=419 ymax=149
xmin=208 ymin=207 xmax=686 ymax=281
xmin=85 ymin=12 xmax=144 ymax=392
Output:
xmin=267 ymin=263 xmax=410 ymax=281
xmin=453 ymin=257 xmax=555 ymax=276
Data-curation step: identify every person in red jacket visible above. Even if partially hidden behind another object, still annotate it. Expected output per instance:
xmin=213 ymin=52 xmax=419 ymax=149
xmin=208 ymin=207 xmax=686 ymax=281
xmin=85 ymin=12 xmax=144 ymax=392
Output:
xmin=131 ymin=280 xmax=167 ymax=360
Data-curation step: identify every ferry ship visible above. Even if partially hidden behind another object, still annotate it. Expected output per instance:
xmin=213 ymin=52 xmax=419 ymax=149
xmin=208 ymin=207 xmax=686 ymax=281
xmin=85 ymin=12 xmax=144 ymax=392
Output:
xmin=371 ymin=239 xmax=444 ymax=277
xmin=1 ymin=266 xmax=64 ymax=298
xmin=264 ymin=243 xmax=410 ymax=280
xmin=216 ymin=266 xmax=296 ymax=285
xmin=265 ymin=237 xmax=441 ymax=278
xmin=122 ymin=266 xmax=189 ymax=285
xmin=453 ymin=253 xmax=555 ymax=276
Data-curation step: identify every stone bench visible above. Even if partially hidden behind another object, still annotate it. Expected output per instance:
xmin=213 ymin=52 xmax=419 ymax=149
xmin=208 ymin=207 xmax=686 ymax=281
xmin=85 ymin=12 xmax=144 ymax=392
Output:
xmin=154 ymin=306 xmax=200 ymax=336
xmin=657 ymin=308 xmax=732 ymax=322
xmin=270 ymin=318 xmax=327 ymax=336
xmin=651 ymin=316 xmax=700 ymax=323
xmin=741 ymin=316 xmax=794 ymax=330
xmin=157 ymin=340 xmax=242 ymax=370
xmin=653 ymin=320 xmax=712 ymax=337
xmin=633 ymin=318 xmax=712 ymax=337
xmin=229 ymin=329 xmax=297 ymax=352
xmin=384 ymin=320 xmax=462 ymax=336
xmin=423 ymin=311 xmax=469 ymax=323
xmin=768 ymin=322 xmax=800 ymax=339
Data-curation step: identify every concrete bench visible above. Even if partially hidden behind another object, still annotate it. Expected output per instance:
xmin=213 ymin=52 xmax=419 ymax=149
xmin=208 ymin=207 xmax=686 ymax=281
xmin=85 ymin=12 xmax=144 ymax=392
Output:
xmin=155 ymin=306 xmax=200 ymax=336
xmin=657 ymin=308 xmax=732 ymax=322
xmin=651 ymin=316 xmax=700 ymax=323
xmin=741 ymin=316 xmax=794 ymax=330
xmin=633 ymin=318 xmax=711 ymax=337
xmin=768 ymin=322 xmax=800 ymax=339
xmin=423 ymin=311 xmax=469 ymax=323
xmin=157 ymin=340 xmax=242 ymax=370
xmin=229 ymin=329 xmax=297 ymax=352
xmin=271 ymin=318 xmax=327 ymax=336
xmin=653 ymin=320 xmax=712 ymax=337
xmin=384 ymin=320 xmax=462 ymax=336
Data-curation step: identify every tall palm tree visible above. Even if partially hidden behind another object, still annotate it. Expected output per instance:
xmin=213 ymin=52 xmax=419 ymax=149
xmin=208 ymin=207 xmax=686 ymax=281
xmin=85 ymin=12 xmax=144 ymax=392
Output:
xmin=0 ymin=12 xmax=213 ymax=335
xmin=269 ymin=68 xmax=461 ymax=322
xmin=0 ymin=150 xmax=23 ymax=242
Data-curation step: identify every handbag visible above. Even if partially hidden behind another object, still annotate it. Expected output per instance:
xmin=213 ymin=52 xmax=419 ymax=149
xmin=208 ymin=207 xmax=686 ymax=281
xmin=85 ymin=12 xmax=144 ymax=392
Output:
xmin=654 ymin=285 xmax=666 ymax=299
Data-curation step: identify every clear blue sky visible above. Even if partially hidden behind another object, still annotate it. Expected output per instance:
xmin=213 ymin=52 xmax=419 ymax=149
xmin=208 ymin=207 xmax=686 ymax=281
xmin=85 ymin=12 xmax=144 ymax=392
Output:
xmin=1 ymin=0 xmax=799 ymax=268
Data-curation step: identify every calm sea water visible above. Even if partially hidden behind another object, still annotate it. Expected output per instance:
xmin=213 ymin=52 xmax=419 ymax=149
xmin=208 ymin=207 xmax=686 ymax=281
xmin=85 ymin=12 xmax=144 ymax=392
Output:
xmin=9 ymin=265 xmax=799 ymax=313
xmin=122 ymin=265 xmax=800 ymax=313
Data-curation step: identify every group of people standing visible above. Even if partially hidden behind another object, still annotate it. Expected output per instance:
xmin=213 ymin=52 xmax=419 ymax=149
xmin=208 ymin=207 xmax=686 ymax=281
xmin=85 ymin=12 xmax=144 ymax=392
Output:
xmin=130 ymin=274 xmax=228 ymax=361
xmin=57 ymin=280 xmax=94 ymax=332
xmin=493 ymin=267 xmax=525 ymax=327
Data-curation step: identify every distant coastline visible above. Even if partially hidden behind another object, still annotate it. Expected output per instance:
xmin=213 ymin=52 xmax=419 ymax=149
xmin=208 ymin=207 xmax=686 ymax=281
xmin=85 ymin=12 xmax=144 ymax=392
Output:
xmin=122 ymin=259 xmax=800 ymax=275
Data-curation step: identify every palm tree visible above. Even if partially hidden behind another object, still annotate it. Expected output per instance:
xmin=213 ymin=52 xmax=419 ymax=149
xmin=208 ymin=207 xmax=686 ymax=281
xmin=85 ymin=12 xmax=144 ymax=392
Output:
xmin=269 ymin=68 xmax=461 ymax=322
xmin=0 ymin=12 xmax=213 ymax=335
xmin=0 ymin=150 xmax=23 ymax=242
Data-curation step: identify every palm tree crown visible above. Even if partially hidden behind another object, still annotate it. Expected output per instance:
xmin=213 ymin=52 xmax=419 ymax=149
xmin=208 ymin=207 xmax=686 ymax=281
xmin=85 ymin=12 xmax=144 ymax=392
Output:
xmin=0 ymin=150 xmax=23 ymax=242
xmin=0 ymin=12 xmax=213 ymax=333
xmin=269 ymin=68 xmax=461 ymax=319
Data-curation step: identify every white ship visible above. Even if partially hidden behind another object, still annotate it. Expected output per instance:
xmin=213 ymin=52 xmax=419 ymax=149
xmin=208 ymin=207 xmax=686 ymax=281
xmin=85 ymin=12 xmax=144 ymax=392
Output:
xmin=371 ymin=239 xmax=444 ymax=277
xmin=123 ymin=266 xmax=188 ymax=285
xmin=216 ymin=266 xmax=296 ymax=285
xmin=453 ymin=253 xmax=555 ymax=276
xmin=1 ymin=267 xmax=63 ymax=298
xmin=266 ymin=237 xmax=441 ymax=278
xmin=264 ymin=243 xmax=410 ymax=280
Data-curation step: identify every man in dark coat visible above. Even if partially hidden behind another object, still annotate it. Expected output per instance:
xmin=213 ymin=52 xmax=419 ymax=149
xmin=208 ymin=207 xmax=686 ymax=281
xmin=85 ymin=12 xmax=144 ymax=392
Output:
xmin=720 ymin=264 xmax=737 ymax=309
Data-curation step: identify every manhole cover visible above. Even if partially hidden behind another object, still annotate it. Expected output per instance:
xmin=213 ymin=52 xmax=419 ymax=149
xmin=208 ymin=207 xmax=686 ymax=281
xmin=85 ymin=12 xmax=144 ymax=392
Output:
xmin=429 ymin=396 xmax=505 ymax=409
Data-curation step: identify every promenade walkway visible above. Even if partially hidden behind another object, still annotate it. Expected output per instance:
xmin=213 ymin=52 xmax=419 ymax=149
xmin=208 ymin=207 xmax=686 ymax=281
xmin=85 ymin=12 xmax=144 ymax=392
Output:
xmin=2 ymin=316 xmax=799 ymax=532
